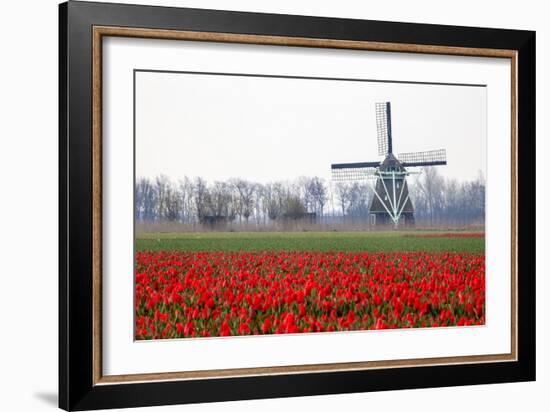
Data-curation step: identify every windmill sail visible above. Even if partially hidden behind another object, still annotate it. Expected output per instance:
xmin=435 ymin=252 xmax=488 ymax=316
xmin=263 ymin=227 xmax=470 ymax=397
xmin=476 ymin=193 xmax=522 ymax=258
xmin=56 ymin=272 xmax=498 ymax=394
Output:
xmin=375 ymin=102 xmax=393 ymax=155
xmin=397 ymin=149 xmax=447 ymax=167
xmin=331 ymin=161 xmax=379 ymax=181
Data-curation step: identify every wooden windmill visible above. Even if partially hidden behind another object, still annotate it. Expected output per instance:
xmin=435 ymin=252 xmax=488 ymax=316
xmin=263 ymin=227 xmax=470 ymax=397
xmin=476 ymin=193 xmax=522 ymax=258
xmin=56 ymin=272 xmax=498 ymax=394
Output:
xmin=331 ymin=102 xmax=447 ymax=227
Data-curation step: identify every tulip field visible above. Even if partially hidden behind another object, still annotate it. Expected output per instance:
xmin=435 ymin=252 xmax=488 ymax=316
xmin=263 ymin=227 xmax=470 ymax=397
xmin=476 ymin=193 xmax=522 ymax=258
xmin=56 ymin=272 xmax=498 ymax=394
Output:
xmin=135 ymin=231 xmax=485 ymax=339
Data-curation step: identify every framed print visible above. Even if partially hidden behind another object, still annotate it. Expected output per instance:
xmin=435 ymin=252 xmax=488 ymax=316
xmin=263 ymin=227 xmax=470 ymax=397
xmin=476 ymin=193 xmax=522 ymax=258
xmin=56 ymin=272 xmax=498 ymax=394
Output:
xmin=59 ymin=1 xmax=535 ymax=410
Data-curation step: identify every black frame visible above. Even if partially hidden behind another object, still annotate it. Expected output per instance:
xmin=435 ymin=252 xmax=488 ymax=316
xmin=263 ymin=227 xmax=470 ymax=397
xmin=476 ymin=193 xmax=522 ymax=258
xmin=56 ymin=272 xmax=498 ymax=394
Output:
xmin=59 ymin=1 xmax=536 ymax=410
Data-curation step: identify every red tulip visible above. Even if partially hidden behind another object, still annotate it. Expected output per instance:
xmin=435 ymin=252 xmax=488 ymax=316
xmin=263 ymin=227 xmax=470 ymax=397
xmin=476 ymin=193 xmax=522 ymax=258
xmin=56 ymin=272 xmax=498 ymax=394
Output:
xmin=135 ymin=250 xmax=485 ymax=339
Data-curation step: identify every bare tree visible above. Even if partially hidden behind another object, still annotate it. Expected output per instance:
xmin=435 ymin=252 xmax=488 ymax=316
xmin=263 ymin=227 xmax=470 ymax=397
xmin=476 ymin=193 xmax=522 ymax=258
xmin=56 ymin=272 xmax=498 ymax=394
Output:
xmin=334 ymin=182 xmax=352 ymax=216
xmin=253 ymin=183 xmax=264 ymax=225
xmin=304 ymin=177 xmax=327 ymax=215
xmin=193 ymin=177 xmax=209 ymax=220
xmin=414 ymin=167 xmax=445 ymax=226
xmin=164 ymin=183 xmax=180 ymax=221
xmin=135 ymin=177 xmax=156 ymax=221
xmin=231 ymin=179 xmax=256 ymax=223
xmin=347 ymin=182 xmax=371 ymax=217
xmin=262 ymin=182 xmax=284 ymax=221
xmin=154 ymin=175 xmax=172 ymax=221
xmin=178 ymin=177 xmax=195 ymax=223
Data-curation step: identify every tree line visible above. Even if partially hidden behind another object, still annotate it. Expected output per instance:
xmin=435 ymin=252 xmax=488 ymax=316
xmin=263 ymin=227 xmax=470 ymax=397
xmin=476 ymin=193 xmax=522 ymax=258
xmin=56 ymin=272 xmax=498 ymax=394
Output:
xmin=135 ymin=168 xmax=485 ymax=228
xmin=410 ymin=168 xmax=485 ymax=227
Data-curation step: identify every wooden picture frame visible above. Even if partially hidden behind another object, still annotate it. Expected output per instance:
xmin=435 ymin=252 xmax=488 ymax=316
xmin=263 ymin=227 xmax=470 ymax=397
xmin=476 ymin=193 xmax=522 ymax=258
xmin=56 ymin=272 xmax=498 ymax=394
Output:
xmin=59 ymin=1 xmax=535 ymax=410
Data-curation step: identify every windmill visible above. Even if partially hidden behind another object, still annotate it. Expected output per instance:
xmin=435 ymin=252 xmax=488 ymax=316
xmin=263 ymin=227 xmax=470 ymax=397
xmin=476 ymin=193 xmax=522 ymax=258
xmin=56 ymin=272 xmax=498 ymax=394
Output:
xmin=331 ymin=102 xmax=447 ymax=227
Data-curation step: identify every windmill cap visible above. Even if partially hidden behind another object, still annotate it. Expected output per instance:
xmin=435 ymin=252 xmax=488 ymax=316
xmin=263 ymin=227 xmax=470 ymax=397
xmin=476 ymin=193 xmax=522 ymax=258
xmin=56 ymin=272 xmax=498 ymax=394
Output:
xmin=379 ymin=153 xmax=406 ymax=172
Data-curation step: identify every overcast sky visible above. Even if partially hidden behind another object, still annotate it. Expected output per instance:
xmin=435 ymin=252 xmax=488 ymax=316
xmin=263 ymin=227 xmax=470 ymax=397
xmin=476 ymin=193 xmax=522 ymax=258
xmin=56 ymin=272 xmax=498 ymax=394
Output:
xmin=135 ymin=71 xmax=486 ymax=184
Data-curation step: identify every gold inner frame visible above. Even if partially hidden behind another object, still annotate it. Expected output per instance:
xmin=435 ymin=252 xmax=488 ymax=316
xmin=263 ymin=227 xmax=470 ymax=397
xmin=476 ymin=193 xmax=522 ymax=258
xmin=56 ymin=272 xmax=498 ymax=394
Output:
xmin=92 ymin=26 xmax=518 ymax=385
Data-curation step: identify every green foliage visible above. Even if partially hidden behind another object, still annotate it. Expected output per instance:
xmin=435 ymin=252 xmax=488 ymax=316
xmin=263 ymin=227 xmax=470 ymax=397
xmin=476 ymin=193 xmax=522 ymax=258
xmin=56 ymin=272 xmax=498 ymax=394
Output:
xmin=136 ymin=231 xmax=484 ymax=253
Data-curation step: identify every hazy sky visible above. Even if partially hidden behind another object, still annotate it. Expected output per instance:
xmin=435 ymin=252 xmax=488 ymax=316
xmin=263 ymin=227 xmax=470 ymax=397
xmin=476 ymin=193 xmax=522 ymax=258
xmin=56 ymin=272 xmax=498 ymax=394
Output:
xmin=135 ymin=71 xmax=486 ymax=184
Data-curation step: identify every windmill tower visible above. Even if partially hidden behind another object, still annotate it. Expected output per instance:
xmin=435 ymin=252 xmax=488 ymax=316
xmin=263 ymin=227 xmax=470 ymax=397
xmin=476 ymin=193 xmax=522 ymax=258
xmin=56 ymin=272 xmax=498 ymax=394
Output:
xmin=331 ymin=102 xmax=447 ymax=227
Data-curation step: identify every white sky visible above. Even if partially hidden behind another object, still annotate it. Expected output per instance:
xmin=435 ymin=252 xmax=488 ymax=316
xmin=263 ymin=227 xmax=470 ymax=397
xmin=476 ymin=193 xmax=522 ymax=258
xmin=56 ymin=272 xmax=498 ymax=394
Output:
xmin=135 ymin=71 xmax=486 ymax=184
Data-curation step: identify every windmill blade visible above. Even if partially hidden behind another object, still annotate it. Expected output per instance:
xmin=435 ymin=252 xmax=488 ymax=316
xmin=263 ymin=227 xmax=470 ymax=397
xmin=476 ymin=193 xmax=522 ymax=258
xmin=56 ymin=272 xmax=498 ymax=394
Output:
xmin=375 ymin=102 xmax=393 ymax=155
xmin=332 ymin=161 xmax=381 ymax=169
xmin=398 ymin=149 xmax=447 ymax=167
xmin=331 ymin=161 xmax=380 ymax=181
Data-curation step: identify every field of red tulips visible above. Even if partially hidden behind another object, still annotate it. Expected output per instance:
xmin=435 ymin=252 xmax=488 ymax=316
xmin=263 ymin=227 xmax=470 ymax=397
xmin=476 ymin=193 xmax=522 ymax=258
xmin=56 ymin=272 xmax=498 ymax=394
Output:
xmin=135 ymin=250 xmax=485 ymax=339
